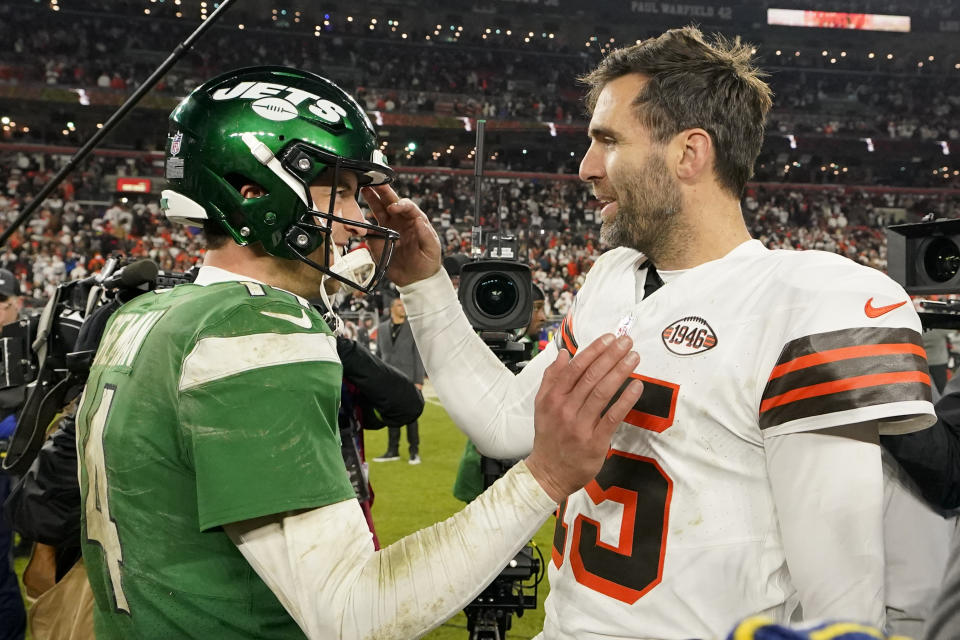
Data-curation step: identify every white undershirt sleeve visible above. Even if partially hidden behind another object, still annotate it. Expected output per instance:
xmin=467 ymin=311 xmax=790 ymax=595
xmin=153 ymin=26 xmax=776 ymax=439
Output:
xmin=398 ymin=269 xmax=555 ymax=458
xmin=764 ymin=423 xmax=885 ymax=627
xmin=224 ymin=460 xmax=557 ymax=640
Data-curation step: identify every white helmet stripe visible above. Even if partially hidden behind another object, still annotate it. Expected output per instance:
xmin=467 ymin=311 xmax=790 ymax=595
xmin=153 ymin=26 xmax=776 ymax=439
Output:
xmin=240 ymin=132 xmax=310 ymax=207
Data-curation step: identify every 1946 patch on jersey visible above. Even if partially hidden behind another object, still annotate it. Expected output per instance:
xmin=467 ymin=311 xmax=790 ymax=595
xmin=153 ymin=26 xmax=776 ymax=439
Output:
xmin=661 ymin=316 xmax=717 ymax=356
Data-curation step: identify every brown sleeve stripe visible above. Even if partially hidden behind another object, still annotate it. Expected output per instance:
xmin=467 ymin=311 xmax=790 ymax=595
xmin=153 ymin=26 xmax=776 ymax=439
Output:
xmin=766 ymin=353 xmax=928 ymax=403
xmin=768 ymin=343 xmax=927 ymax=381
xmin=759 ymin=379 xmax=931 ymax=429
xmin=759 ymin=326 xmax=932 ymax=430
xmin=761 ymin=370 xmax=931 ymax=414
xmin=773 ymin=326 xmax=923 ymax=366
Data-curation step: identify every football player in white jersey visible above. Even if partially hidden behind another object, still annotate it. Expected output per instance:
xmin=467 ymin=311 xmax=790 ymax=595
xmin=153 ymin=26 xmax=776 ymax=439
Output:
xmin=366 ymin=26 xmax=936 ymax=639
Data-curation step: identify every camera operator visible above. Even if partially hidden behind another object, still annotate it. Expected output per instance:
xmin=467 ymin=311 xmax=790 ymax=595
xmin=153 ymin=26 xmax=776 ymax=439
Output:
xmin=0 ymin=268 xmax=26 ymax=640
xmin=519 ymin=284 xmax=547 ymax=357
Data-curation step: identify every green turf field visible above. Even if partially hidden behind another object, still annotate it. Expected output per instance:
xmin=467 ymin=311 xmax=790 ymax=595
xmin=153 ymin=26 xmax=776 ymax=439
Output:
xmin=366 ymin=399 xmax=552 ymax=640
xmin=14 ymin=393 xmax=550 ymax=640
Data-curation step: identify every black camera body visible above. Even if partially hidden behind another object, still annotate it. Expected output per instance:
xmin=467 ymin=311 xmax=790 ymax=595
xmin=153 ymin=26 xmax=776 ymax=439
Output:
xmin=887 ymin=218 xmax=960 ymax=331
xmin=459 ymin=260 xmax=533 ymax=333
xmin=887 ymin=218 xmax=960 ymax=295
xmin=457 ymin=231 xmax=534 ymax=335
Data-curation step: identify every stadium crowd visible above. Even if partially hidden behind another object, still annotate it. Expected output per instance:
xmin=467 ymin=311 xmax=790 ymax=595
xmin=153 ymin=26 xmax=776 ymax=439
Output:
xmin=2 ymin=149 xmax=957 ymax=317
xmin=1 ymin=2 xmax=958 ymax=143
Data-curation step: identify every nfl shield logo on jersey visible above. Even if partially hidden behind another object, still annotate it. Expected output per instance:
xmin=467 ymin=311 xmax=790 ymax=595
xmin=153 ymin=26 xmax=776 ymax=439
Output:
xmin=661 ymin=316 xmax=717 ymax=355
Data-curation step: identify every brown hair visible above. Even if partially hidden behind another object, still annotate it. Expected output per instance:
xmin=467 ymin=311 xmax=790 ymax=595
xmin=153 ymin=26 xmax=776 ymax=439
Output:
xmin=202 ymin=219 xmax=232 ymax=250
xmin=580 ymin=26 xmax=772 ymax=198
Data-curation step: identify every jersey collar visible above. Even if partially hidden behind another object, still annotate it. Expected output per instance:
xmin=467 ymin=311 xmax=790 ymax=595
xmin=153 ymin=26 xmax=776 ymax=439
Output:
xmin=193 ymin=266 xmax=310 ymax=308
xmin=193 ymin=265 xmax=263 ymax=287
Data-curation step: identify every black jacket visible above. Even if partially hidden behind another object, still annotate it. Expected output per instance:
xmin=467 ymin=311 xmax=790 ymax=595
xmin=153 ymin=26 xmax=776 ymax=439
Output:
xmin=337 ymin=336 xmax=423 ymax=429
xmin=882 ymin=388 xmax=960 ymax=512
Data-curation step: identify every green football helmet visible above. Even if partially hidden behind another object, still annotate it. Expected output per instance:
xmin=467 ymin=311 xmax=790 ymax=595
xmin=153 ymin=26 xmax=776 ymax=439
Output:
xmin=160 ymin=66 xmax=398 ymax=293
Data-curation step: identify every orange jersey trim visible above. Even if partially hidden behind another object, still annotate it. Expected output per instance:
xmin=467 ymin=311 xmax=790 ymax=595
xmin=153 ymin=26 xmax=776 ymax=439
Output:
xmin=768 ymin=343 xmax=927 ymax=382
xmin=760 ymin=370 xmax=931 ymax=414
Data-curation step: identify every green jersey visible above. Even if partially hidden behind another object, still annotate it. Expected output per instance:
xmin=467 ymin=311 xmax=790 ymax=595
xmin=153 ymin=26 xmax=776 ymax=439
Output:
xmin=76 ymin=278 xmax=356 ymax=639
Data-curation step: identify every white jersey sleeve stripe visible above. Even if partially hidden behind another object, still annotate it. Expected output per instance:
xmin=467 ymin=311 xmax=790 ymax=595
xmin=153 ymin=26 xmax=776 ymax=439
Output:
xmin=180 ymin=333 xmax=339 ymax=391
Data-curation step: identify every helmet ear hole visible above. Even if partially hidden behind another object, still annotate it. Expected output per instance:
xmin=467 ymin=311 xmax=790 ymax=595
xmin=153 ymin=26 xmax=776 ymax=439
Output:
xmin=225 ymin=173 xmax=266 ymax=198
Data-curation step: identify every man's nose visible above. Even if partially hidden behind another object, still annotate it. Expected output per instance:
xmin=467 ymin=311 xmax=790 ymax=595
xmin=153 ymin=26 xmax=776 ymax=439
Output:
xmin=342 ymin=200 xmax=368 ymax=237
xmin=579 ymin=143 xmax=605 ymax=184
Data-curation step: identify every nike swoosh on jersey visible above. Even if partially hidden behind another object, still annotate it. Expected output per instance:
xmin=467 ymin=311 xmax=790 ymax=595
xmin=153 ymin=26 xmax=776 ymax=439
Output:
xmin=260 ymin=309 xmax=313 ymax=328
xmin=864 ymin=298 xmax=907 ymax=318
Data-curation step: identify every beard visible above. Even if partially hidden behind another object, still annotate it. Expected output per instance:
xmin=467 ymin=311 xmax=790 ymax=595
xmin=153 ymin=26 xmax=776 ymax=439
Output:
xmin=600 ymin=152 xmax=682 ymax=255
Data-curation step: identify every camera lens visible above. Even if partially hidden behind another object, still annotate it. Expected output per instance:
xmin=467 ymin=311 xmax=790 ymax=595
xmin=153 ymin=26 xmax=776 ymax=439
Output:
xmin=474 ymin=273 xmax=518 ymax=318
xmin=923 ymin=237 xmax=960 ymax=283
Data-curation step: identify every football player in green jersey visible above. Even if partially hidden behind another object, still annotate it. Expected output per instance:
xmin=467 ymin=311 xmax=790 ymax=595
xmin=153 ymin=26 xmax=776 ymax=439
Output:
xmin=75 ymin=66 xmax=644 ymax=640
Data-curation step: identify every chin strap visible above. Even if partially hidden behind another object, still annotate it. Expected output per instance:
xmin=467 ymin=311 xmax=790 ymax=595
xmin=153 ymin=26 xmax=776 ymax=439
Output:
xmin=316 ymin=247 xmax=377 ymax=335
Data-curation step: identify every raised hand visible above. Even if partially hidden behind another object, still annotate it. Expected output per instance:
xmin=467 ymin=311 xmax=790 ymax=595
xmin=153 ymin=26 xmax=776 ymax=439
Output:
xmin=525 ymin=334 xmax=643 ymax=503
xmin=362 ymin=184 xmax=443 ymax=287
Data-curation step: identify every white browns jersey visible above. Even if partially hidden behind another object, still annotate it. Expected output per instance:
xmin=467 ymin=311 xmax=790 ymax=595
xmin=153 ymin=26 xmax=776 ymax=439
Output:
xmin=544 ymin=240 xmax=935 ymax=640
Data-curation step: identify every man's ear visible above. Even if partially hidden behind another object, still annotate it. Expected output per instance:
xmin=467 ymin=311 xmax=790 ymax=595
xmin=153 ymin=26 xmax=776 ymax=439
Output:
xmin=239 ymin=184 xmax=266 ymax=199
xmin=675 ymin=128 xmax=712 ymax=182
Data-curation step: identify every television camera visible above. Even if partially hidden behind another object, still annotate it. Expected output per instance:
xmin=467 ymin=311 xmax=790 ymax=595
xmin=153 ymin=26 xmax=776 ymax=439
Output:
xmin=453 ymin=120 xmax=543 ymax=640
xmin=887 ymin=217 xmax=960 ymax=329
xmin=1 ymin=257 xmax=195 ymax=474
